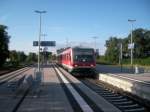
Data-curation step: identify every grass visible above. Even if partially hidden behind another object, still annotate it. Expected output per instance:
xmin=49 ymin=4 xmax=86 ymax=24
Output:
xmin=96 ymin=56 xmax=150 ymax=70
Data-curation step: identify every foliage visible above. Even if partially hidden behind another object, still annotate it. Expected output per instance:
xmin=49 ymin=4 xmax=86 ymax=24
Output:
xmin=105 ymin=37 xmax=122 ymax=63
xmin=130 ymin=28 xmax=150 ymax=58
xmin=9 ymin=50 xmax=27 ymax=66
xmin=96 ymin=55 xmax=113 ymax=65
xmin=26 ymin=52 xmax=37 ymax=63
xmin=105 ymin=28 xmax=150 ymax=64
xmin=122 ymin=57 xmax=150 ymax=66
xmin=0 ymin=25 xmax=10 ymax=67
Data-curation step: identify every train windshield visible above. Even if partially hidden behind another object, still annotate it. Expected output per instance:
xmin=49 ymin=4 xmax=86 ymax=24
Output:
xmin=74 ymin=55 xmax=94 ymax=62
xmin=73 ymin=49 xmax=94 ymax=62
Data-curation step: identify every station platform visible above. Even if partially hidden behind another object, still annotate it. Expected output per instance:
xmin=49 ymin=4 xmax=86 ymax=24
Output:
xmin=111 ymin=73 xmax=150 ymax=83
xmin=0 ymin=68 xmax=34 ymax=112
xmin=0 ymin=65 xmax=123 ymax=112
xmin=18 ymin=65 xmax=121 ymax=112
xmin=96 ymin=65 xmax=150 ymax=101
xmin=17 ymin=67 xmax=73 ymax=112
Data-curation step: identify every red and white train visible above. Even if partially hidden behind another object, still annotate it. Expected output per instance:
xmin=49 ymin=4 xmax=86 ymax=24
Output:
xmin=57 ymin=47 xmax=96 ymax=72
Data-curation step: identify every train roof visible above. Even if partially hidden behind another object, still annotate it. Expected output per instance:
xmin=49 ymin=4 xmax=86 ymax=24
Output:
xmin=57 ymin=46 xmax=94 ymax=54
xmin=73 ymin=47 xmax=94 ymax=50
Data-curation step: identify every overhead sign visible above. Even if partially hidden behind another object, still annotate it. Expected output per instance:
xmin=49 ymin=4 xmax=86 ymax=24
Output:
xmin=128 ymin=43 xmax=134 ymax=49
xmin=33 ymin=41 xmax=38 ymax=46
xmin=33 ymin=41 xmax=56 ymax=47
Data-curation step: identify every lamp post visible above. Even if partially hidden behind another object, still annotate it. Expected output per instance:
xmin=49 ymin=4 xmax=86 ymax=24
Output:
xmin=35 ymin=10 xmax=46 ymax=72
xmin=128 ymin=19 xmax=136 ymax=72
xmin=41 ymin=34 xmax=47 ymax=41
xmin=119 ymin=42 xmax=123 ymax=72
xmin=91 ymin=36 xmax=98 ymax=51
xmin=41 ymin=34 xmax=47 ymax=65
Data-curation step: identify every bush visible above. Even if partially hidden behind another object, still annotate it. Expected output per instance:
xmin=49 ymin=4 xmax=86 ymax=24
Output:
xmin=96 ymin=56 xmax=150 ymax=66
xmin=96 ymin=56 xmax=115 ymax=65
xmin=121 ymin=57 xmax=150 ymax=66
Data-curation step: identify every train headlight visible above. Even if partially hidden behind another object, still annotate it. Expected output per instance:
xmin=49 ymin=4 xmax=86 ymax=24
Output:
xmin=90 ymin=64 xmax=94 ymax=67
xmin=75 ymin=64 xmax=78 ymax=67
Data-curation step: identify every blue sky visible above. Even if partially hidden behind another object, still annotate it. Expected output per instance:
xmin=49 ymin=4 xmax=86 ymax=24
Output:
xmin=0 ymin=0 xmax=150 ymax=55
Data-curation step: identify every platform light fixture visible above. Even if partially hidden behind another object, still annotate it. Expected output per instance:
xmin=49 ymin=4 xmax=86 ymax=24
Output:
xmin=35 ymin=10 xmax=46 ymax=72
xmin=128 ymin=19 xmax=136 ymax=70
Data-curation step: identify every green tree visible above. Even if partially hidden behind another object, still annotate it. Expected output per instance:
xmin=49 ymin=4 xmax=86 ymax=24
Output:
xmin=127 ymin=28 xmax=150 ymax=58
xmin=131 ymin=28 xmax=145 ymax=58
xmin=144 ymin=30 xmax=150 ymax=56
xmin=26 ymin=52 xmax=37 ymax=63
xmin=105 ymin=37 xmax=121 ymax=63
xmin=9 ymin=51 xmax=27 ymax=66
xmin=17 ymin=51 xmax=27 ymax=64
xmin=9 ymin=50 xmax=19 ymax=66
xmin=104 ymin=28 xmax=150 ymax=64
xmin=0 ymin=25 xmax=10 ymax=67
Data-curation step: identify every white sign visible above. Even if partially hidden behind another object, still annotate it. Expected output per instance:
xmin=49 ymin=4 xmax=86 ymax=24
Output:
xmin=128 ymin=43 xmax=134 ymax=49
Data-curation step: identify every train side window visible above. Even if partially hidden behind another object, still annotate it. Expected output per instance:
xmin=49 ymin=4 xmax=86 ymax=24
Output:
xmin=60 ymin=55 xmax=62 ymax=60
xmin=67 ymin=54 xmax=69 ymax=60
xmin=69 ymin=54 xmax=71 ymax=60
xmin=66 ymin=54 xmax=68 ymax=60
xmin=63 ymin=55 xmax=65 ymax=60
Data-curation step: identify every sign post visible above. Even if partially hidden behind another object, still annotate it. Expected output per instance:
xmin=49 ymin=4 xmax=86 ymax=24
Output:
xmin=33 ymin=41 xmax=56 ymax=70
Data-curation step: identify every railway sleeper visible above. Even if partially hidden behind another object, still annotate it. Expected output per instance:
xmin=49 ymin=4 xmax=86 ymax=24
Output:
xmin=113 ymin=101 xmax=133 ymax=105
xmin=124 ymin=107 xmax=145 ymax=112
xmin=110 ymin=98 xmax=128 ymax=102
xmin=105 ymin=95 xmax=124 ymax=99
xmin=119 ymin=104 xmax=140 ymax=108
xmin=100 ymin=92 xmax=118 ymax=95
xmin=94 ymin=90 xmax=111 ymax=93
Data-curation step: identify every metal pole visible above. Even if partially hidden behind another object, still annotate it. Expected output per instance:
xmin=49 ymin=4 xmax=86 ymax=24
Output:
xmin=91 ymin=36 xmax=98 ymax=52
xmin=131 ymin=23 xmax=133 ymax=66
xmin=95 ymin=38 xmax=96 ymax=51
xmin=120 ymin=43 xmax=123 ymax=72
xmin=38 ymin=13 xmax=41 ymax=71
xmin=35 ymin=10 xmax=46 ymax=72
xmin=119 ymin=43 xmax=122 ymax=65
xmin=128 ymin=19 xmax=136 ymax=73
xmin=41 ymin=34 xmax=47 ymax=65
xmin=120 ymin=43 xmax=122 ymax=61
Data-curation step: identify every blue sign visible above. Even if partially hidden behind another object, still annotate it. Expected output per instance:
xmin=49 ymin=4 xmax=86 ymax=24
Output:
xmin=33 ymin=41 xmax=56 ymax=47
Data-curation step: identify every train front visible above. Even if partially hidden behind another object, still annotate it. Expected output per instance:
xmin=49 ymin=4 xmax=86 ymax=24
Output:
xmin=72 ymin=48 xmax=96 ymax=71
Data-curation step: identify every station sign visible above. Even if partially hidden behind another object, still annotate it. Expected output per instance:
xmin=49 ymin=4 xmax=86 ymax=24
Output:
xmin=33 ymin=41 xmax=56 ymax=47
xmin=128 ymin=43 xmax=134 ymax=49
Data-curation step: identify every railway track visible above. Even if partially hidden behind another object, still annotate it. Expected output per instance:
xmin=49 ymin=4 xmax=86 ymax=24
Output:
xmin=53 ymin=65 xmax=103 ymax=112
xmin=54 ymin=64 xmax=121 ymax=112
xmin=2 ymin=64 xmax=148 ymax=112
xmin=80 ymin=78 xmax=149 ymax=112
xmin=56 ymin=64 xmax=149 ymax=112
xmin=0 ymin=67 xmax=31 ymax=85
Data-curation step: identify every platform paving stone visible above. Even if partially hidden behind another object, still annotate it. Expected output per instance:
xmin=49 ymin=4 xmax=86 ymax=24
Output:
xmin=0 ymin=68 xmax=34 ymax=112
xmin=17 ymin=66 xmax=73 ymax=112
